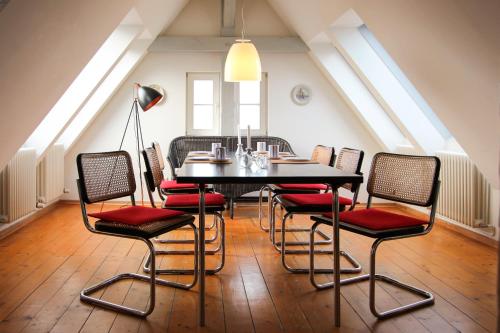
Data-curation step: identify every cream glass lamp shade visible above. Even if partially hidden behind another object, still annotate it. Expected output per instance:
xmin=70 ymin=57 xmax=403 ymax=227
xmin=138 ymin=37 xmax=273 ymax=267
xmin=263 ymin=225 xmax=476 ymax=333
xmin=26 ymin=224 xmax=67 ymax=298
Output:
xmin=224 ymin=39 xmax=262 ymax=82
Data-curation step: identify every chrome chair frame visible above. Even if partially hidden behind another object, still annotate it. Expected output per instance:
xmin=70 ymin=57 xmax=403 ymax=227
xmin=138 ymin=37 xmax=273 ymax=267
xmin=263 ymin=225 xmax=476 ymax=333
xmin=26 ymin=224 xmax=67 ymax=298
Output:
xmin=310 ymin=153 xmax=441 ymax=319
xmin=258 ymin=144 xmax=336 ymax=233
xmin=143 ymin=210 xmax=225 ymax=275
xmin=149 ymin=142 xmax=218 ymax=244
xmin=142 ymin=147 xmax=226 ymax=274
xmin=76 ymin=151 xmax=198 ymax=317
xmin=271 ymin=148 xmax=364 ymax=253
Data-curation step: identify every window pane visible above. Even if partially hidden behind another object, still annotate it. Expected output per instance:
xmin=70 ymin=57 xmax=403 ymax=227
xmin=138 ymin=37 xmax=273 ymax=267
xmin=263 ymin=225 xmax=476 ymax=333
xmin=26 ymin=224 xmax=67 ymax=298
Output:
xmin=239 ymin=81 xmax=260 ymax=104
xmin=193 ymin=80 xmax=213 ymax=104
xmin=193 ymin=105 xmax=213 ymax=129
xmin=239 ymin=105 xmax=260 ymax=130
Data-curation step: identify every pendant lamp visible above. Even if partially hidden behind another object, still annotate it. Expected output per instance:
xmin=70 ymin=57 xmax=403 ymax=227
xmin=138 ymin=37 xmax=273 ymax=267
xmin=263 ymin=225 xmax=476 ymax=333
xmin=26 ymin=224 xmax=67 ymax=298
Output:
xmin=224 ymin=2 xmax=261 ymax=82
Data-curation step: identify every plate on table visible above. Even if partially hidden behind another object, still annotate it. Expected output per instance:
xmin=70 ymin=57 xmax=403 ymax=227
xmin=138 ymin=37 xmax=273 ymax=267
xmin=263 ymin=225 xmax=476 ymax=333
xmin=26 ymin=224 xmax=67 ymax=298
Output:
xmin=281 ymin=156 xmax=310 ymax=162
xmin=188 ymin=151 xmax=210 ymax=155
xmin=279 ymin=152 xmax=296 ymax=157
xmin=188 ymin=156 xmax=210 ymax=161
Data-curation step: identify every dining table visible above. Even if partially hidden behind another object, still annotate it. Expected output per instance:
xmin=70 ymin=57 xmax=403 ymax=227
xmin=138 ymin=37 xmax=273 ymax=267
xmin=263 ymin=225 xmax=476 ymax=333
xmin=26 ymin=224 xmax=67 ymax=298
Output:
xmin=175 ymin=155 xmax=363 ymax=327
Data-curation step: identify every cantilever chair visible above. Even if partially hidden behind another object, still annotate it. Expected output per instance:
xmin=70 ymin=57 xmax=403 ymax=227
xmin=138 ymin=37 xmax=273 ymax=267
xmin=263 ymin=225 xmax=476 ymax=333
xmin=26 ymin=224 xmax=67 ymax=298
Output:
xmin=150 ymin=142 xmax=216 ymax=231
xmin=258 ymin=145 xmax=336 ymax=242
xmin=274 ymin=148 xmax=364 ymax=275
xmin=310 ymin=152 xmax=441 ymax=319
xmin=142 ymin=146 xmax=226 ymax=275
xmin=76 ymin=150 xmax=198 ymax=317
xmin=151 ymin=141 xmax=200 ymax=194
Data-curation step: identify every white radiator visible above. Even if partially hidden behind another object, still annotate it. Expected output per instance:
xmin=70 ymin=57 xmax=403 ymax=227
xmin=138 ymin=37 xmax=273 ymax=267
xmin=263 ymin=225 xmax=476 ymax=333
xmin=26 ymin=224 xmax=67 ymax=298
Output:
xmin=436 ymin=151 xmax=491 ymax=228
xmin=37 ymin=144 xmax=65 ymax=206
xmin=0 ymin=148 xmax=37 ymax=223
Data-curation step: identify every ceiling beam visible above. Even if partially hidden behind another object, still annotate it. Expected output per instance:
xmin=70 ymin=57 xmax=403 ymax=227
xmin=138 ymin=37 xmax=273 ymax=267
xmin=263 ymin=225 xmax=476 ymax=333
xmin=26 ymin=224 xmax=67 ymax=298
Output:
xmin=221 ymin=0 xmax=236 ymax=36
xmin=149 ymin=36 xmax=309 ymax=53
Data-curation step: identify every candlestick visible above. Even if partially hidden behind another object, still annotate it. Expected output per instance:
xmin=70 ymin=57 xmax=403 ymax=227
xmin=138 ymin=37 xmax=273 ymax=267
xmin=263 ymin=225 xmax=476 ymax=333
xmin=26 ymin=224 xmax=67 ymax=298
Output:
xmin=237 ymin=124 xmax=241 ymax=145
xmin=247 ymin=125 xmax=251 ymax=150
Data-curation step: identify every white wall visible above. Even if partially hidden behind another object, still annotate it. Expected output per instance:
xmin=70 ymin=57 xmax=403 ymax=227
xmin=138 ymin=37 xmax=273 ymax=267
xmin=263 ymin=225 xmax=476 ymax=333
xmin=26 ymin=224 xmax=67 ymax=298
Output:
xmin=63 ymin=51 xmax=381 ymax=201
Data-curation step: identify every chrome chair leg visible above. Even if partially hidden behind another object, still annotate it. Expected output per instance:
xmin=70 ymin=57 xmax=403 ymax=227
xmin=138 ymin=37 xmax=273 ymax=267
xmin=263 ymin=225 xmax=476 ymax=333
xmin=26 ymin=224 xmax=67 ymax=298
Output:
xmin=144 ymin=213 xmax=225 ymax=275
xmin=153 ymin=215 xmax=217 ymax=244
xmin=258 ymin=185 xmax=271 ymax=231
xmin=270 ymin=202 xmax=332 ymax=253
xmin=368 ymin=238 xmax=434 ymax=318
xmin=307 ymin=221 xmax=362 ymax=287
xmin=279 ymin=217 xmax=361 ymax=273
xmin=308 ymin=230 xmax=434 ymax=318
xmin=80 ymin=227 xmax=198 ymax=317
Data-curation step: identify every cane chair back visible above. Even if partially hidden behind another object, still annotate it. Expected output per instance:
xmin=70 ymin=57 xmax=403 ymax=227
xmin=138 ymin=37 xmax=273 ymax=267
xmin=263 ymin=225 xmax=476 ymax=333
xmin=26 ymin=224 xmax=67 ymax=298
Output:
xmin=143 ymin=147 xmax=164 ymax=191
xmin=77 ymin=151 xmax=136 ymax=204
xmin=336 ymin=148 xmax=364 ymax=192
xmin=311 ymin=145 xmax=335 ymax=167
xmin=152 ymin=141 xmax=165 ymax=170
xmin=367 ymin=153 xmax=440 ymax=207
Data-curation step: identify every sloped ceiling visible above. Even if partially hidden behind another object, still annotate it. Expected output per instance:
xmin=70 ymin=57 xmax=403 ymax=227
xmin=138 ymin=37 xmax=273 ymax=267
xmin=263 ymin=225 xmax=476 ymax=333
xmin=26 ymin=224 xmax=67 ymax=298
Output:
xmin=0 ymin=0 xmax=189 ymax=171
xmin=268 ymin=0 xmax=500 ymax=187
xmin=0 ymin=0 xmax=134 ymax=170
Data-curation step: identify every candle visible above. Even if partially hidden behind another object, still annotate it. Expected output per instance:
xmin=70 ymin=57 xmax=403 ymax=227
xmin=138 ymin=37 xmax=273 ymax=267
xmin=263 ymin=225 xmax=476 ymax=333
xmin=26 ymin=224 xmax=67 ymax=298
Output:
xmin=247 ymin=125 xmax=251 ymax=150
xmin=237 ymin=124 xmax=241 ymax=145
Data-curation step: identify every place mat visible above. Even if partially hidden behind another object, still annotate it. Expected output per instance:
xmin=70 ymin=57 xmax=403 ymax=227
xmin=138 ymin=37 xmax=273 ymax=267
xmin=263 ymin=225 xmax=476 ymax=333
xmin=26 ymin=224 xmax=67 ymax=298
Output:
xmin=271 ymin=159 xmax=318 ymax=164
xmin=184 ymin=159 xmax=233 ymax=164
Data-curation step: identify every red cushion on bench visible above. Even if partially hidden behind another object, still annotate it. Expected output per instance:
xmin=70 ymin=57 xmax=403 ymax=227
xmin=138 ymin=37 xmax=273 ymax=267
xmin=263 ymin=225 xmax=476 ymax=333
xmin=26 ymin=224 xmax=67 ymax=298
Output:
xmin=281 ymin=193 xmax=353 ymax=206
xmin=88 ymin=206 xmax=185 ymax=226
xmin=277 ymin=183 xmax=328 ymax=190
xmin=324 ymin=209 xmax=428 ymax=230
xmin=164 ymin=193 xmax=225 ymax=207
xmin=160 ymin=180 xmax=197 ymax=190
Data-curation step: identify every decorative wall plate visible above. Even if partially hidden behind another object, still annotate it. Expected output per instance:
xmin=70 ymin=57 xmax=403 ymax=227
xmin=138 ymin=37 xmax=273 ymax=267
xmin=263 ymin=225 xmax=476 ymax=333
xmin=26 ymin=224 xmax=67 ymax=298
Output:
xmin=291 ymin=84 xmax=312 ymax=105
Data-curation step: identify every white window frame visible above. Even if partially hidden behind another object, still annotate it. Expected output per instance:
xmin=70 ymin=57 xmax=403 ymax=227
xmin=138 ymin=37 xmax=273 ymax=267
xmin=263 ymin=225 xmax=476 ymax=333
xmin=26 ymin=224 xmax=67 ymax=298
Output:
xmin=186 ymin=72 xmax=221 ymax=135
xmin=235 ymin=73 xmax=268 ymax=135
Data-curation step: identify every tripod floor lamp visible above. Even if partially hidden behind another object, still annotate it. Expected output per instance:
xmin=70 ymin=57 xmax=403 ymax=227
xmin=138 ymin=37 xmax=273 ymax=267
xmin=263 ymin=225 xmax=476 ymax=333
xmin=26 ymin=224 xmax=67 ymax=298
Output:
xmin=118 ymin=83 xmax=163 ymax=204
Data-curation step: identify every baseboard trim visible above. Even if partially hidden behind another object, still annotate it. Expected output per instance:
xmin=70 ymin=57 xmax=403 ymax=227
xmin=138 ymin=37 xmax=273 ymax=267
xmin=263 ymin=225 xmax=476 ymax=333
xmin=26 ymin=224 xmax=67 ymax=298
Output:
xmin=396 ymin=204 xmax=498 ymax=249
xmin=0 ymin=201 xmax=59 ymax=240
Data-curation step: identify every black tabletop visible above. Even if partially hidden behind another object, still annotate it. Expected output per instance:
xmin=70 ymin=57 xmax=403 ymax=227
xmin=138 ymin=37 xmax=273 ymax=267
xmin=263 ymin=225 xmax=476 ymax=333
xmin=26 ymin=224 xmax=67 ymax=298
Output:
xmin=176 ymin=161 xmax=363 ymax=185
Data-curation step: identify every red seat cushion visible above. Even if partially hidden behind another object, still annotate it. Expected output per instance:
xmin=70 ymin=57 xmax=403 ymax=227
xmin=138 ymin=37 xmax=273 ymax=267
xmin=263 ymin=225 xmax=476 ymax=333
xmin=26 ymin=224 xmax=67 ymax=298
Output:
xmin=324 ymin=209 xmax=428 ymax=230
xmin=160 ymin=180 xmax=197 ymax=190
xmin=88 ymin=206 xmax=185 ymax=226
xmin=164 ymin=193 xmax=225 ymax=207
xmin=281 ymin=193 xmax=353 ymax=206
xmin=277 ymin=183 xmax=328 ymax=190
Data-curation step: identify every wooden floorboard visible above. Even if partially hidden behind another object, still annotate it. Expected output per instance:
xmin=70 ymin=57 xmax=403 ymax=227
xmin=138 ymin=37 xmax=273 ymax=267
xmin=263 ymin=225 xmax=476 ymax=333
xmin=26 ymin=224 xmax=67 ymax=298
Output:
xmin=0 ymin=202 xmax=495 ymax=333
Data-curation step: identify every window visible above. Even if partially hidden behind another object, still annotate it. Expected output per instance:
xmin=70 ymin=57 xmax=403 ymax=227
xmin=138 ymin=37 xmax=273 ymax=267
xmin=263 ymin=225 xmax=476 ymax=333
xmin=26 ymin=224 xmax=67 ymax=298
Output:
xmin=236 ymin=73 xmax=268 ymax=135
xmin=186 ymin=73 xmax=221 ymax=135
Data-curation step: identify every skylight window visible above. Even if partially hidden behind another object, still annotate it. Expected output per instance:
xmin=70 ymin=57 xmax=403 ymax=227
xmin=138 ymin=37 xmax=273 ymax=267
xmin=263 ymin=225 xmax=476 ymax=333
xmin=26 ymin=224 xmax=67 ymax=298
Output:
xmin=57 ymin=39 xmax=149 ymax=150
xmin=358 ymin=25 xmax=451 ymax=139
xmin=24 ymin=24 xmax=141 ymax=158
xmin=309 ymin=39 xmax=408 ymax=151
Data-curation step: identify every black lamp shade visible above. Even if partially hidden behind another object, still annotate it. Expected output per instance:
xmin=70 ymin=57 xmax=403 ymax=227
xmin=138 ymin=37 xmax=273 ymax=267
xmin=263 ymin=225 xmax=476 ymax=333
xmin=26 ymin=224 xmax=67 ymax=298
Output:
xmin=137 ymin=85 xmax=163 ymax=111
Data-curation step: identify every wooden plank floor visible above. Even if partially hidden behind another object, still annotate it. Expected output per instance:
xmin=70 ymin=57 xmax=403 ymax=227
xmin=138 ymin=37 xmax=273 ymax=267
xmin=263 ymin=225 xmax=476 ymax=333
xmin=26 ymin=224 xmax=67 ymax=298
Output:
xmin=0 ymin=202 xmax=496 ymax=333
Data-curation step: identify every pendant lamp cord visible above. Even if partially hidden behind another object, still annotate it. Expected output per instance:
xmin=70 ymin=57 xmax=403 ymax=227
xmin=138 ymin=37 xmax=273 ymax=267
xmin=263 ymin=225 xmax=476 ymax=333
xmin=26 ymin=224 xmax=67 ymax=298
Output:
xmin=241 ymin=0 xmax=246 ymax=40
